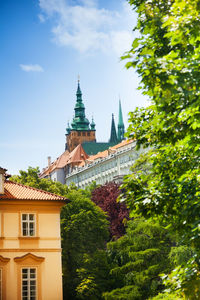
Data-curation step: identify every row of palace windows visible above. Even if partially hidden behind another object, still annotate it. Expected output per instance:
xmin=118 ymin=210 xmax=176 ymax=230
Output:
xmin=0 ymin=267 xmax=37 ymax=300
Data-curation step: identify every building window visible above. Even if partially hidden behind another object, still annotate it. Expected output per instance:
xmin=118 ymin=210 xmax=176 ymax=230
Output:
xmin=22 ymin=268 xmax=37 ymax=300
xmin=21 ymin=214 xmax=35 ymax=237
xmin=82 ymin=132 xmax=86 ymax=136
xmin=0 ymin=269 xmax=2 ymax=300
xmin=87 ymin=132 xmax=90 ymax=136
xmin=78 ymin=132 xmax=81 ymax=136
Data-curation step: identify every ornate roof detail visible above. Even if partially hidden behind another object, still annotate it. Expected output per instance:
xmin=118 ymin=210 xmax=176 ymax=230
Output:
xmin=90 ymin=117 xmax=96 ymax=130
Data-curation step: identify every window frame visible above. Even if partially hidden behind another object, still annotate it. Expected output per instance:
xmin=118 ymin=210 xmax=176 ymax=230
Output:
xmin=21 ymin=213 xmax=36 ymax=237
xmin=21 ymin=267 xmax=37 ymax=300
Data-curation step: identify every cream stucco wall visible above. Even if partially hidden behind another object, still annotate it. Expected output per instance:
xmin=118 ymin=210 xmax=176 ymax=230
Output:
xmin=0 ymin=199 xmax=65 ymax=300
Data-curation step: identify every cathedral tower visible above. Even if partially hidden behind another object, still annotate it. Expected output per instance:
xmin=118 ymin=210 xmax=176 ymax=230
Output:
xmin=65 ymin=80 xmax=96 ymax=152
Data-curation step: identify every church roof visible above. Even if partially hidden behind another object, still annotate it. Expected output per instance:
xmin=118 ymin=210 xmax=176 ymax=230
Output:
xmin=1 ymin=181 xmax=66 ymax=201
xmin=71 ymin=81 xmax=91 ymax=131
xmin=82 ymin=142 xmax=117 ymax=155
xmin=118 ymin=100 xmax=124 ymax=127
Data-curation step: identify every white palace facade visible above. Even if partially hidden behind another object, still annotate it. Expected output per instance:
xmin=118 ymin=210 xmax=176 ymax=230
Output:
xmin=65 ymin=140 xmax=141 ymax=189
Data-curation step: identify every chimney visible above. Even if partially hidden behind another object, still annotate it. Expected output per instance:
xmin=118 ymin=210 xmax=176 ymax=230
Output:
xmin=0 ymin=167 xmax=7 ymax=195
xmin=47 ymin=156 xmax=51 ymax=168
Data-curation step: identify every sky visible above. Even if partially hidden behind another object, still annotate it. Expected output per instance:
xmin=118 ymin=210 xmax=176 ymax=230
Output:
xmin=0 ymin=0 xmax=148 ymax=175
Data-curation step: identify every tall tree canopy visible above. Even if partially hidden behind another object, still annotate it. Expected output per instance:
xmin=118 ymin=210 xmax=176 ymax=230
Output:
xmin=121 ymin=0 xmax=200 ymax=295
xmin=103 ymin=219 xmax=171 ymax=300
xmin=61 ymin=189 xmax=109 ymax=299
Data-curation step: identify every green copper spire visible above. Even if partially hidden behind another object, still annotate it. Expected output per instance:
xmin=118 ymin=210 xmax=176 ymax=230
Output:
xmin=118 ymin=99 xmax=125 ymax=141
xmin=71 ymin=80 xmax=90 ymax=130
xmin=109 ymin=114 xmax=118 ymax=143
xmin=90 ymin=117 xmax=96 ymax=130
xmin=66 ymin=121 xmax=71 ymax=134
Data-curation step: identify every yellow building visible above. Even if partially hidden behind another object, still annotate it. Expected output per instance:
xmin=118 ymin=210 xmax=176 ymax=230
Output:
xmin=0 ymin=168 xmax=67 ymax=300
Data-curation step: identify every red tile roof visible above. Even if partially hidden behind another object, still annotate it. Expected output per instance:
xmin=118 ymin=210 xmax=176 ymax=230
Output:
xmin=1 ymin=181 xmax=66 ymax=201
xmin=40 ymin=144 xmax=89 ymax=177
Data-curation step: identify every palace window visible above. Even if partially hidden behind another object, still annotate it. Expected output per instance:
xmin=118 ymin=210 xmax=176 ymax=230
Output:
xmin=21 ymin=214 xmax=36 ymax=237
xmin=22 ymin=268 xmax=37 ymax=300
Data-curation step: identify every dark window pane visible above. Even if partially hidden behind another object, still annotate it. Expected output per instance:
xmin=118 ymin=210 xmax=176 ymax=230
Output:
xmin=22 ymin=214 xmax=27 ymax=220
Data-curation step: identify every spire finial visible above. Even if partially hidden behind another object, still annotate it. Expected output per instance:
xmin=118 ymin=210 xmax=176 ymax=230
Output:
xmin=78 ymin=74 xmax=80 ymax=83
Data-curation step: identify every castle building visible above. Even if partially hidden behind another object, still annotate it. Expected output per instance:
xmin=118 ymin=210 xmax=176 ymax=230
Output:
xmin=65 ymin=80 xmax=124 ymax=155
xmin=65 ymin=139 xmax=140 ymax=188
xmin=40 ymin=80 xmax=129 ymax=185
xmin=65 ymin=80 xmax=96 ymax=152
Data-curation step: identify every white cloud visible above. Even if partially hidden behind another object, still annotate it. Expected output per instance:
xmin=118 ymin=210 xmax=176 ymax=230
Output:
xmin=39 ymin=0 xmax=135 ymax=56
xmin=38 ymin=13 xmax=46 ymax=23
xmin=20 ymin=64 xmax=44 ymax=72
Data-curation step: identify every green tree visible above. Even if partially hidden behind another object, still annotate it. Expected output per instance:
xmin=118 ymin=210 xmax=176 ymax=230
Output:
xmin=76 ymin=250 xmax=115 ymax=300
xmin=61 ymin=189 xmax=109 ymax=299
xmin=103 ymin=218 xmax=171 ymax=300
xmin=121 ymin=0 xmax=200 ymax=296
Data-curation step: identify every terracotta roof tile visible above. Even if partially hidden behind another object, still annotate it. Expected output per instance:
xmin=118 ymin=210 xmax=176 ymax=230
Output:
xmin=1 ymin=181 xmax=66 ymax=201
xmin=40 ymin=144 xmax=88 ymax=177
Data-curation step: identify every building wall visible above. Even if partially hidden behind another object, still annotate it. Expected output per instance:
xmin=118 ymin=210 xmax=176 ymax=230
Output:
xmin=66 ymin=141 xmax=141 ymax=188
xmin=0 ymin=200 xmax=64 ymax=300
xmin=66 ymin=130 xmax=96 ymax=152
xmin=50 ymin=169 xmax=66 ymax=184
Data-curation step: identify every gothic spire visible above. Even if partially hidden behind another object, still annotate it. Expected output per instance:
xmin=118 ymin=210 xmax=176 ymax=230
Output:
xmin=71 ymin=80 xmax=90 ymax=130
xmin=109 ymin=114 xmax=118 ymax=143
xmin=118 ymin=99 xmax=125 ymax=141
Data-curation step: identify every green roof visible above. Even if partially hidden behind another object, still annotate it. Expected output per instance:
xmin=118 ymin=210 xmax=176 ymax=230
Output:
xmin=82 ymin=142 xmax=117 ymax=155
xmin=71 ymin=81 xmax=91 ymax=131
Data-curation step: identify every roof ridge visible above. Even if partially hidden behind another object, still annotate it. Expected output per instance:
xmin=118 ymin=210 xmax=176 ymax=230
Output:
xmin=6 ymin=180 xmax=66 ymax=200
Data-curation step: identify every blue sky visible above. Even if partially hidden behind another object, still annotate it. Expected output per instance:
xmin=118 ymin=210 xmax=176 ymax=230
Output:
xmin=0 ymin=0 xmax=148 ymax=175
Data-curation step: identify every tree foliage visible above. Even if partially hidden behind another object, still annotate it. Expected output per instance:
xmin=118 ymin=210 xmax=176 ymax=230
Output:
xmin=121 ymin=0 xmax=200 ymax=296
xmin=61 ymin=189 xmax=109 ymax=299
xmin=91 ymin=182 xmax=129 ymax=239
xmin=103 ymin=219 xmax=171 ymax=300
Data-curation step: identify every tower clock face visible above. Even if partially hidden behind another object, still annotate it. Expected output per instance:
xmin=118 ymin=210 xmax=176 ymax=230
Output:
xmin=0 ymin=174 xmax=3 ymax=194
